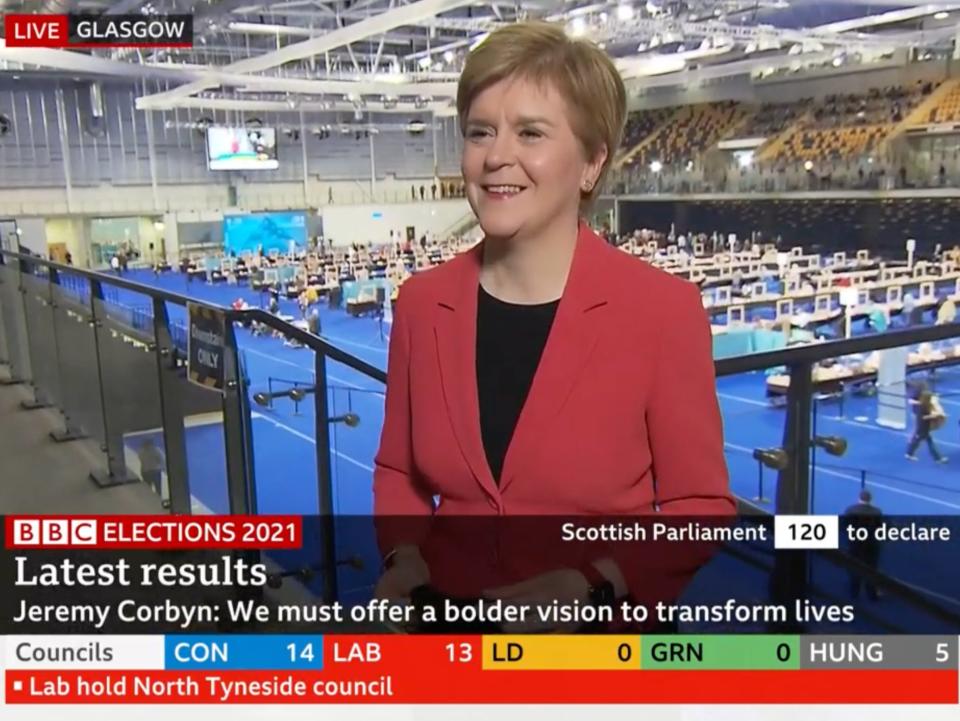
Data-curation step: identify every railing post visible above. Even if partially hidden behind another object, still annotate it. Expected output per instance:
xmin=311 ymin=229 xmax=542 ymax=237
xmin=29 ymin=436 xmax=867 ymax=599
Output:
xmin=0 ymin=255 xmax=29 ymax=385
xmin=222 ymin=321 xmax=256 ymax=515
xmin=778 ymin=360 xmax=813 ymax=515
xmin=769 ymin=359 xmax=814 ymax=632
xmin=314 ymin=351 xmax=339 ymax=603
xmin=217 ymin=320 xmax=264 ymax=621
xmin=88 ymin=277 xmax=135 ymax=487
xmin=17 ymin=261 xmax=52 ymax=410
xmin=152 ymin=297 xmax=191 ymax=514
xmin=48 ymin=267 xmax=87 ymax=442
xmin=0 ymin=260 xmax=7 ymax=367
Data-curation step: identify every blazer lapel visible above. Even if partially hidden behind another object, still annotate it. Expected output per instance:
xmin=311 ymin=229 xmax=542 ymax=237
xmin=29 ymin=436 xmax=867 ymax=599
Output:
xmin=498 ymin=224 xmax=610 ymax=493
xmin=434 ymin=244 xmax=501 ymax=499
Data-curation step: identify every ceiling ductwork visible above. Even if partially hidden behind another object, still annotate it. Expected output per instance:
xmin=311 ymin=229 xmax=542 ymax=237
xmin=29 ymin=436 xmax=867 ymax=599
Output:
xmin=0 ymin=0 xmax=957 ymax=112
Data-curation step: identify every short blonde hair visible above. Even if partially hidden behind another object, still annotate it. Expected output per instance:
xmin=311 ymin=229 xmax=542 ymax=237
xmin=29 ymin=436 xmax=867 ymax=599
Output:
xmin=457 ymin=20 xmax=627 ymax=209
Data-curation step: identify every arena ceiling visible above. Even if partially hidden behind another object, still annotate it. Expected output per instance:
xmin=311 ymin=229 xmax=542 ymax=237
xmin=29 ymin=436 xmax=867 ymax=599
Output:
xmin=0 ymin=0 xmax=958 ymax=116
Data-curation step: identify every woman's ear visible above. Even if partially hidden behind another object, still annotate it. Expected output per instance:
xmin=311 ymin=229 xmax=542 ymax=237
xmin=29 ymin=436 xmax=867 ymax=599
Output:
xmin=581 ymin=144 xmax=609 ymax=191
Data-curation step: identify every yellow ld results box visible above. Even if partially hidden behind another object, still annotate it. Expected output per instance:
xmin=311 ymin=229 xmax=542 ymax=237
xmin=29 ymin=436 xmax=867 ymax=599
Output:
xmin=482 ymin=636 xmax=640 ymax=670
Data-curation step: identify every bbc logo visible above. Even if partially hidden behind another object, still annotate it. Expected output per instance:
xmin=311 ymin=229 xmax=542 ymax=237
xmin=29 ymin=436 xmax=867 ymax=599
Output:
xmin=12 ymin=519 xmax=98 ymax=546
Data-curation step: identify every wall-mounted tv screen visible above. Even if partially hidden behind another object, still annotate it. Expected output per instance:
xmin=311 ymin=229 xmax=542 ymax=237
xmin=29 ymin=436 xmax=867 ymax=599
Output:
xmin=224 ymin=212 xmax=306 ymax=255
xmin=206 ymin=126 xmax=279 ymax=170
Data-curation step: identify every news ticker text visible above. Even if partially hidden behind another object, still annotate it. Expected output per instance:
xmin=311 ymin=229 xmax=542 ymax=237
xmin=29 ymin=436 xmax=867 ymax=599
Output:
xmin=2 ymin=634 xmax=958 ymax=704
xmin=2 ymin=514 xmax=958 ymax=635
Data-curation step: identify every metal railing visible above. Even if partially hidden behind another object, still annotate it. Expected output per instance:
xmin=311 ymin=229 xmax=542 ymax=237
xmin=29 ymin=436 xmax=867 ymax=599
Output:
xmin=1 ymin=247 xmax=959 ymax=630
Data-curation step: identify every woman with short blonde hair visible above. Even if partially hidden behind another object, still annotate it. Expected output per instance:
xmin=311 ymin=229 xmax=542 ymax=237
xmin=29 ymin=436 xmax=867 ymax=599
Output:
xmin=374 ymin=20 xmax=733 ymax=631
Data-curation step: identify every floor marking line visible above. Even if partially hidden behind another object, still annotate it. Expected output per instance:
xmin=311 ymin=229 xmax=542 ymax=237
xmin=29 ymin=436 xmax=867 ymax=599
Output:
xmin=718 ymin=392 xmax=768 ymax=407
xmin=251 ymin=412 xmax=375 ymax=472
xmin=725 ymin=442 xmax=960 ymax=510
xmin=816 ymin=415 xmax=960 ymax=449
xmin=319 ymin=333 xmax=389 ymax=354
xmin=241 ymin=346 xmax=310 ymax=372
xmin=242 ymin=346 xmax=378 ymax=391
xmin=721 ymin=391 xmax=960 ymax=448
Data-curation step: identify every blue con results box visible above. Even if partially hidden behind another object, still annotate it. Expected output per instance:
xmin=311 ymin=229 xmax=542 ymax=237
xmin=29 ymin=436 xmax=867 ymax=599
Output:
xmin=165 ymin=635 xmax=324 ymax=670
xmin=224 ymin=212 xmax=307 ymax=255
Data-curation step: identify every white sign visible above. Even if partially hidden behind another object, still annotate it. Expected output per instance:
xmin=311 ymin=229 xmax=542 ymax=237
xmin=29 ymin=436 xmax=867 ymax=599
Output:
xmin=838 ymin=287 xmax=859 ymax=307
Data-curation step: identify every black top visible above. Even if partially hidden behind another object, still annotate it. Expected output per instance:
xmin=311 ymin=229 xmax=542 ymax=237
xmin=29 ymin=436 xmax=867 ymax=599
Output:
xmin=476 ymin=284 xmax=560 ymax=483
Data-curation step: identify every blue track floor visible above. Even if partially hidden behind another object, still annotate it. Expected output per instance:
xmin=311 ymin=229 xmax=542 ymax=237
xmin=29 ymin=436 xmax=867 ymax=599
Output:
xmin=104 ymin=268 xmax=960 ymax=520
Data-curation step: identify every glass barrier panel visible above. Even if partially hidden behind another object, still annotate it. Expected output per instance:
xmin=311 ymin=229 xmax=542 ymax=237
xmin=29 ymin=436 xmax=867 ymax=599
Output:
xmin=806 ymin=334 xmax=960 ymax=631
xmin=716 ymin=359 xmax=791 ymax=514
xmin=0 ymin=261 xmax=31 ymax=382
xmin=51 ymin=274 xmax=106 ymax=445
xmin=91 ymin=284 xmax=165 ymax=499
xmin=240 ymin=328 xmax=319 ymax=516
xmin=327 ymin=355 xmax=385 ymax=604
xmin=237 ymin=320 xmax=332 ymax=600
xmin=718 ymin=341 xmax=960 ymax=636
xmin=0 ymin=271 xmax=7 ymax=366
xmin=807 ymin=334 xmax=960 ymax=516
xmin=20 ymin=271 xmax=61 ymax=407
xmin=160 ymin=300 xmax=229 ymax=515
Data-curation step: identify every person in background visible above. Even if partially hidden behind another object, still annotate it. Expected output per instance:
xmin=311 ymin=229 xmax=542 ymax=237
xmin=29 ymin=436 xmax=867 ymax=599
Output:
xmin=937 ymin=295 xmax=957 ymax=325
xmin=901 ymin=292 xmax=917 ymax=326
xmin=307 ymin=307 xmax=321 ymax=336
xmin=110 ymin=254 xmax=121 ymax=275
xmin=841 ymin=489 xmax=883 ymax=601
xmin=906 ymin=388 xmax=947 ymax=463
xmin=731 ymin=269 xmax=744 ymax=296
xmin=268 ymin=293 xmax=280 ymax=315
xmin=137 ymin=438 xmax=165 ymax=498
xmin=65 ymin=251 xmax=73 ymax=266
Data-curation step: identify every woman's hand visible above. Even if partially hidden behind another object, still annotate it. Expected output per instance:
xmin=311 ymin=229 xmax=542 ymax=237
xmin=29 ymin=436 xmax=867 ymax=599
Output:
xmin=483 ymin=569 xmax=591 ymax=633
xmin=373 ymin=547 xmax=430 ymax=601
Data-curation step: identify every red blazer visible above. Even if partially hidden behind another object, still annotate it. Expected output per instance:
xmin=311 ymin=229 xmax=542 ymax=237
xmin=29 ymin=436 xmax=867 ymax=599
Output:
xmin=375 ymin=222 xmax=733 ymax=519
xmin=373 ymin=223 xmax=734 ymax=607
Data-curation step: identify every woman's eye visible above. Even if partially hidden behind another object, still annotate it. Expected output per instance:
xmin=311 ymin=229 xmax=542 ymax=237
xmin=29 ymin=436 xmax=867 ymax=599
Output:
xmin=521 ymin=129 xmax=541 ymax=138
xmin=467 ymin=128 xmax=490 ymax=138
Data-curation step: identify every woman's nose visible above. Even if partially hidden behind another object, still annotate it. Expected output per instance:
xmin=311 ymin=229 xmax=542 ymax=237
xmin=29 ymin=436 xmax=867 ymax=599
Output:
xmin=484 ymin=131 xmax=516 ymax=169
